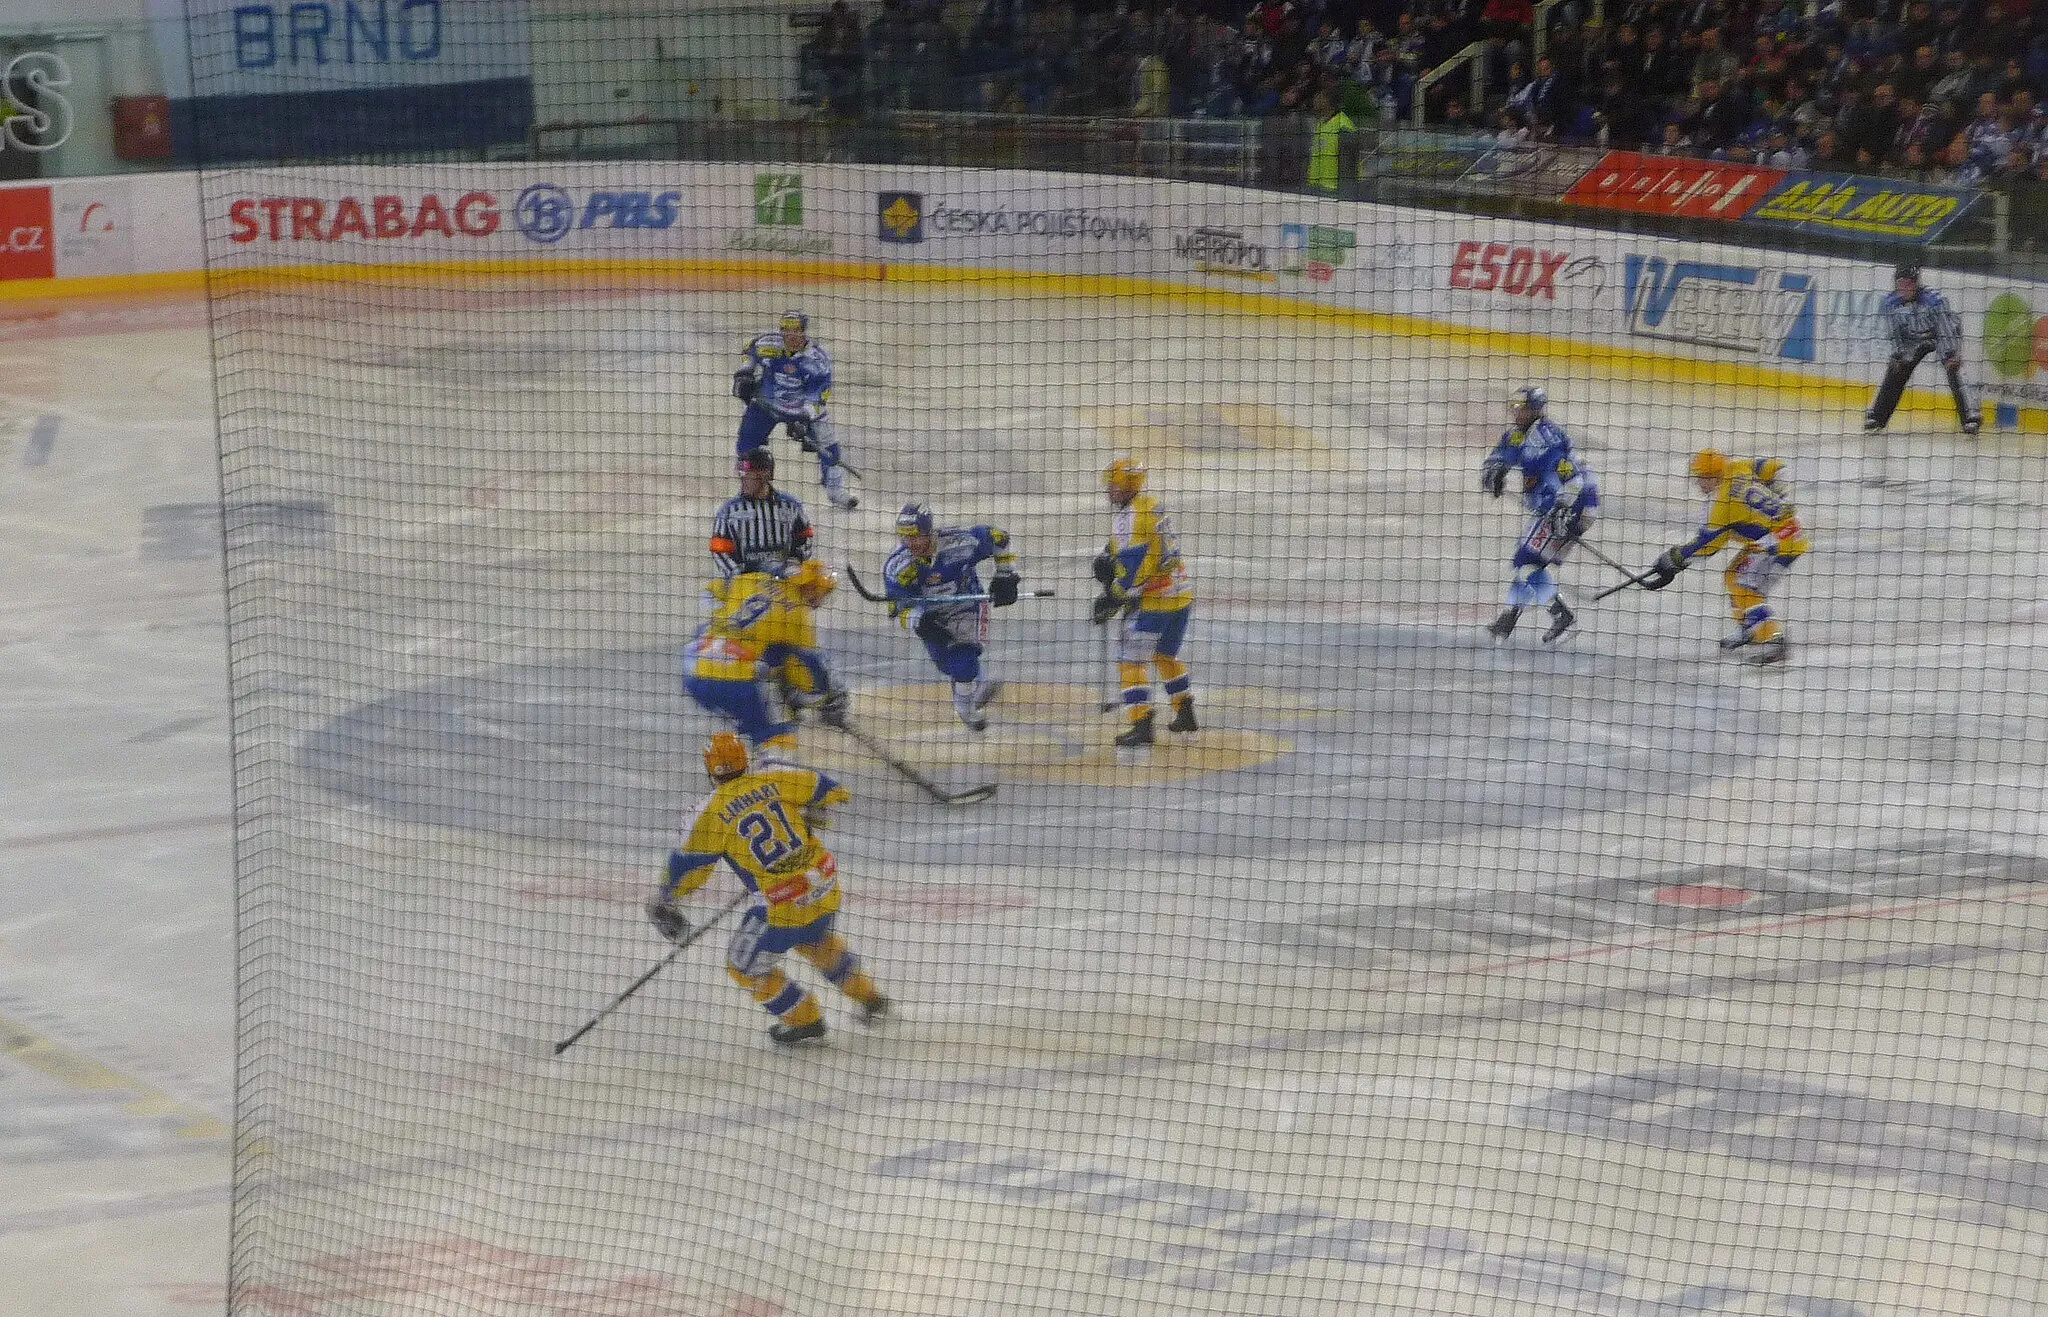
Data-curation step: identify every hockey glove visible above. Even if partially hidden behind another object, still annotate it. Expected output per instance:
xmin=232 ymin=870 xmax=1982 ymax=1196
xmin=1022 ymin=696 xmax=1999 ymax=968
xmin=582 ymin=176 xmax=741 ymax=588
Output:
xmin=817 ymin=688 xmax=852 ymax=730
xmin=786 ymin=417 xmax=816 ymax=450
xmin=645 ymin=898 xmax=692 ymax=945
xmin=1090 ymin=592 xmax=1125 ymax=626
xmin=1637 ymin=547 xmax=1687 ymax=591
xmin=913 ymin=610 xmax=952 ymax=648
xmin=731 ymin=368 xmax=760 ymax=403
xmin=1542 ymin=503 xmax=1582 ymax=546
xmin=1092 ymin=551 xmax=1117 ymax=586
xmin=990 ymin=571 xmax=1020 ymax=607
xmin=1480 ymin=460 xmax=1509 ymax=499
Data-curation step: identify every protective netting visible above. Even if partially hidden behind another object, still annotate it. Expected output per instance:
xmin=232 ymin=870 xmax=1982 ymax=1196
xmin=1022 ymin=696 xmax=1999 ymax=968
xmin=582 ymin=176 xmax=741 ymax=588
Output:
xmin=199 ymin=42 xmax=2048 ymax=1317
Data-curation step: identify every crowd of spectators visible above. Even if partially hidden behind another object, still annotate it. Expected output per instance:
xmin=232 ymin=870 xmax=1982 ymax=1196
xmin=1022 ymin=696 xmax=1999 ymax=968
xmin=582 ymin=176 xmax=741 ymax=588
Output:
xmin=797 ymin=0 xmax=2048 ymax=187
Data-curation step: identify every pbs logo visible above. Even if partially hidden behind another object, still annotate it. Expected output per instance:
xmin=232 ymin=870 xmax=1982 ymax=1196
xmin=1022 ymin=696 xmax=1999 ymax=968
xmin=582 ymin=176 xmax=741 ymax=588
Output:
xmin=514 ymin=184 xmax=575 ymax=245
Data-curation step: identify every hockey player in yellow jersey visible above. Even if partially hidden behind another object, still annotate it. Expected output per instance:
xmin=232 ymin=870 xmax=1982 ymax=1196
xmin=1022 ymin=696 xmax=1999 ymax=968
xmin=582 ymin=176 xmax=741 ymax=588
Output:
xmin=1635 ymin=449 xmax=1809 ymax=666
xmin=645 ymin=733 xmax=889 ymax=1047
xmin=683 ymin=558 xmax=851 ymax=754
xmin=1091 ymin=457 xmax=1197 ymax=748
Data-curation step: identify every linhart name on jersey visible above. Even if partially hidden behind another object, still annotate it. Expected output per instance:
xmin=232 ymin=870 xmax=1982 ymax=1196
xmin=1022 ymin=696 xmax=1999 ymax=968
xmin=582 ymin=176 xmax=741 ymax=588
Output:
xmin=1621 ymin=254 xmax=1817 ymax=362
xmin=227 ymin=192 xmax=500 ymax=243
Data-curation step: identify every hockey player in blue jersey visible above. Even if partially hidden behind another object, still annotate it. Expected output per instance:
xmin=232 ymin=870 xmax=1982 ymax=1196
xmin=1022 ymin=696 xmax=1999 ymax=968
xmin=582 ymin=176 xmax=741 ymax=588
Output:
xmin=1480 ymin=385 xmax=1598 ymax=644
xmin=882 ymin=503 xmax=1022 ymax=733
xmin=732 ymin=310 xmax=859 ymax=509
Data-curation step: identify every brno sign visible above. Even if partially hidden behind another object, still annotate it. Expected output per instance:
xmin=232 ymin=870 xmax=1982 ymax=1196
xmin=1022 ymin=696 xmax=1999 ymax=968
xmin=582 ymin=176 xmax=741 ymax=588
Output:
xmin=1 ymin=52 xmax=72 ymax=153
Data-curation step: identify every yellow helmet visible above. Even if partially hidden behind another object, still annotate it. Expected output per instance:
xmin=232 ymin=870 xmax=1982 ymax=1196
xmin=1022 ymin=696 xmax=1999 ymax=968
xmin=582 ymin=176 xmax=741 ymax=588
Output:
xmin=702 ymin=732 xmax=750 ymax=783
xmin=787 ymin=558 xmax=838 ymax=606
xmin=1688 ymin=448 xmax=1730 ymax=481
xmin=1104 ymin=456 xmax=1147 ymax=498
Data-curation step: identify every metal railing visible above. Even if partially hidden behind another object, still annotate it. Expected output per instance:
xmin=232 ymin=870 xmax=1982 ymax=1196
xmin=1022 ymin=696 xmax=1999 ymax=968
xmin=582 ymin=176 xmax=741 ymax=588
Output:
xmin=1412 ymin=42 xmax=1487 ymax=128
xmin=534 ymin=111 xmax=1268 ymax=186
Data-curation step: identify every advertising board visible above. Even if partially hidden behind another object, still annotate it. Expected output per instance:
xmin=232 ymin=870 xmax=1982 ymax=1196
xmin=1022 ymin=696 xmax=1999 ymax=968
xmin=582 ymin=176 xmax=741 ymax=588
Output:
xmin=873 ymin=191 xmax=1153 ymax=246
xmin=1173 ymin=225 xmax=1272 ymax=281
xmin=1447 ymin=240 xmax=1607 ymax=307
xmin=170 ymin=0 xmax=534 ymax=157
xmin=1981 ymin=292 xmax=2048 ymax=409
xmin=1744 ymin=174 xmax=1973 ymax=243
xmin=1562 ymin=151 xmax=1785 ymax=221
xmin=0 ymin=185 xmax=54 ymax=281
xmin=728 ymin=173 xmax=833 ymax=256
xmin=6 ymin=163 xmax=2042 ymax=429
xmin=211 ymin=172 xmax=698 ymax=260
xmin=1620 ymin=253 xmax=1818 ymax=362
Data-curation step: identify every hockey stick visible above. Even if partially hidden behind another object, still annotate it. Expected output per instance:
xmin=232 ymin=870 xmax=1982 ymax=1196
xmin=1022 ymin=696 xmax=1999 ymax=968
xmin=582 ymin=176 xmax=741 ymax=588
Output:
xmin=832 ymin=719 xmax=997 ymax=806
xmin=794 ymin=431 xmax=863 ymax=480
xmin=842 ymin=562 xmax=1055 ymax=607
xmin=1570 ymin=538 xmax=1661 ymax=601
xmin=514 ymin=891 xmax=748 ymax=1058
xmin=1571 ymin=539 xmax=1641 ymax=581
xmin=1592 ymin=572 xmax=1658 ymax=601
xmin=747 ymin=402 xmax=864 ymax=478
xmin=1097 ymin=616 xmax=1120 ymax=713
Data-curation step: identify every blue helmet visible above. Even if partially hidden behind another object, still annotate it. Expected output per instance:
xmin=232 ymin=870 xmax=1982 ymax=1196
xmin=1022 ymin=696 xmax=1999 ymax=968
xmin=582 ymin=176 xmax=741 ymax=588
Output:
xmin=1511 ymin=385 xmax=1548 ymax=416
xmin=895 ymin=502 xmax=934 ymax=539
xmin=779 ymin=309 xmax=809 ymax=335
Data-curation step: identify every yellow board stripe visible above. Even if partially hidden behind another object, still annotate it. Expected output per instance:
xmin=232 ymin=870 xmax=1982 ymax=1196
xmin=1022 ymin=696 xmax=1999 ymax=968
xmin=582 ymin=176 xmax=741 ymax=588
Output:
xmin=0 ymin=270 xmax=207 ymax=300
xmin=0 ymin=1010 xmax=228 ymax=1140
xmin=3 ymin=253 xmax=2037 ymax=432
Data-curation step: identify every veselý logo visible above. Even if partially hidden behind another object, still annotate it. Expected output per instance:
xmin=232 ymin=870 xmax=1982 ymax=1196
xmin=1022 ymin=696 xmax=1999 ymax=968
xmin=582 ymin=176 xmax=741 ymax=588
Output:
xmin=1623 ymin=255 xmax=1816 ymax=362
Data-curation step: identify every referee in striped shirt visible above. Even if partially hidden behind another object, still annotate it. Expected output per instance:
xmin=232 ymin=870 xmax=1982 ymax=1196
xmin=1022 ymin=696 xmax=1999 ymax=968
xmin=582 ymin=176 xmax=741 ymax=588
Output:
xmin=711 ymin=449 xmax=815 ymax=578
xmin=1866 ymin=262 xmax=1980 ymax=436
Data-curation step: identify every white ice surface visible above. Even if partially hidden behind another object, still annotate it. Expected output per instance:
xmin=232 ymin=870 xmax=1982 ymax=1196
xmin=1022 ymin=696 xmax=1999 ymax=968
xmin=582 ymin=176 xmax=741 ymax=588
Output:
xmin=1 ymin=281 xmax=2045 ymax=1316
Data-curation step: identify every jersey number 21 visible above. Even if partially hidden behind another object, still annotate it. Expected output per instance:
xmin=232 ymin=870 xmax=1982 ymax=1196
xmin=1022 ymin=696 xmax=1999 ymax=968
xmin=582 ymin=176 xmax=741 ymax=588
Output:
xmin=737 ymin=800 xmax=803 ymax=869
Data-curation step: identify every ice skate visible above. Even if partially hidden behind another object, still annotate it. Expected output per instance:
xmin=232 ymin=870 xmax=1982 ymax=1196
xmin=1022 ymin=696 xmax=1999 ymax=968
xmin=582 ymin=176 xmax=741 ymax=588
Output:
xmin=952 ymin=685 xmax=988 ymax=733
xmin=1487 ymin=607 xmax=1521 ymax=641
xmin=1115 ymin=709 xmax=1155 ymax=749
xmin=1746 ymin=637 xmax=1789 ymax=666
xmin=857 ymin=995 xmax=891 ymax=1027
xmin=1719 ymin=628 xmax=1753 ymax=651
xmin=822 ymin=464 xmax=857 ymax=510
xmin=769 ymin=1018 xmax=827 ymax=1046
xmin=1167 ymin=696 xmax=1198 ymax=733
xmin=1541 ymin=599 xmax=1575 ymax=644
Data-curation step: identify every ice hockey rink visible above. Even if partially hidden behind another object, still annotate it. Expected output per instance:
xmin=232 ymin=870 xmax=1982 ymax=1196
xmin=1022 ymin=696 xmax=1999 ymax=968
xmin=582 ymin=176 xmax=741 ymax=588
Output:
xmin=3 ymin=273 xmax=2046 ymax=1316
